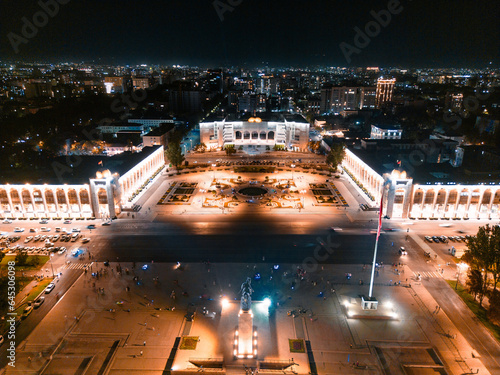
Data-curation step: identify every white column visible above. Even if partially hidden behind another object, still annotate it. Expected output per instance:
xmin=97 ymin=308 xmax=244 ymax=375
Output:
xmin=432 ymin=191 xmax=439 ymax=217
xmin=76 ymin=190 xmax=82 ymax=215
xmin=40 ymin=190 xmax=49 ymax=216
xmin=6 ymin=190 xmax=14 ymax=214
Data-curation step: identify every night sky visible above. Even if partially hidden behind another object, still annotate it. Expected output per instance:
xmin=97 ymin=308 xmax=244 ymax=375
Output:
xmin=0 ymin=0 xmax=498 ymax=67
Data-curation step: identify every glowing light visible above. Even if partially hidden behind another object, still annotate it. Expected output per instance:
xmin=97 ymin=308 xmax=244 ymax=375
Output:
xmin=222 ymin=298 xmax=230 ymax=308
xmin=385 ymin=301 xmax=393 ymax=309
xmin=347 ymin=310 xmax=354 ymax=317
xmin=248 ymin=117 xmax=262 ymax=123
xmin=263 ymin=298 xmax=271 ymax=308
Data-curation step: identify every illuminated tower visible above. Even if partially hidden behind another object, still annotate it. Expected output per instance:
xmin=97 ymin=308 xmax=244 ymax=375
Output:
xmin=375 ymin=77 xmax=395 ymax=108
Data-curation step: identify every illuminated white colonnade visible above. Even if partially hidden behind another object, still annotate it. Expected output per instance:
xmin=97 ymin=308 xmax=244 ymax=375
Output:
xmin=342 ymin=148 xmax=385 ymax=204
xmin=0 ymin=184 xmax=93 ymax=218
xmin=342 ymin=148 xmax=500 ymax=220
xmin=118 ymin=146 xmax=165 ymax=203
xmin=409 ymin=184 xmax=500 ymax=220
xmin=0 ymin=146 xmax=165 ymax=219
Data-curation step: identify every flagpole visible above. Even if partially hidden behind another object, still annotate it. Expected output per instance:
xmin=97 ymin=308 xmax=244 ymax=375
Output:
xmin=368 ymin=190 xmax=384 ymax=298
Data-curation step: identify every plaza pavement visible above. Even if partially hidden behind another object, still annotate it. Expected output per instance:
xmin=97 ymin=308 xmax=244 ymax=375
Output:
xmin=4 ymin=260 xmax=492 ymax=375
xmin=3 ymin=166 xmax=499 ymax=374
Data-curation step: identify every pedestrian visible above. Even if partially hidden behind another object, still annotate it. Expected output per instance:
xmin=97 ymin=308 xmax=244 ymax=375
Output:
xmin=143 ymin=341 xmax=146 ymax=346
xmin=28 ymin=356 xmax=32 ymax=363
xmin=140 ymin=350 xmax=143 ymax=356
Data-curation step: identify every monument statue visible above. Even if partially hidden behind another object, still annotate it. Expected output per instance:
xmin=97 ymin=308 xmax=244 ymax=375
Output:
xmin=240 ymin=277 xmax=253 ymax=311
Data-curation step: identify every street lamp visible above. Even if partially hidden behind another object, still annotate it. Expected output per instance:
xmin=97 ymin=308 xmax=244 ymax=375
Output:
xmin=290 ymin=164 xmax=295 ymax=180
xmin=455 ymin=262 xmax=468 ymax=290
xmin=50 ymin=253 xmax=55 ymax=278
xmin=212 ymin=163 xmax=217 ymax=181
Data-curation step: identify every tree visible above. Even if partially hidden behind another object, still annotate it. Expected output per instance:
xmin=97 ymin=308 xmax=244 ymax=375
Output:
xmin=488 ymin=289 xmax=500 ymax=322
xmin=15 ymin=251 xmax=28 ymax=267
xmin=225 ymin=145 xmax=236 ymax=156
xmin=194 ymin=143 xmax=207 ymax=153
xmin=466 ymin=268 xmax=484 ymax=303
xmin=165 ymin=141 xmax=185 ymax=169
xmin=29 ymin=256 xmax=40 ymax=267
xmin=464 ymin=224 xmax=500 ymax=302
xmin=308 ymin=141 xmax=321 ymax=153
xmin=326 ymin=143 xmax=346 ymax=172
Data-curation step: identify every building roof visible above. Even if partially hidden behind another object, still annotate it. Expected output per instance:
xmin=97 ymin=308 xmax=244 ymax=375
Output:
xmin=218 ymin=112 xmax=309 ymax=123
xmin=144 ymin=124 xmax=175 ymax=137
xmin=349 ymin=146 xmax=500 ymax=185
xmin=0 ymin=146 xmax=162 ymax=185
xmin=371 ymin=123 xmax=401 ymax=130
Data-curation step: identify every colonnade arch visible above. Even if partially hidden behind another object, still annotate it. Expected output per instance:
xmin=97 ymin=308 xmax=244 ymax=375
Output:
xmin=410 ymin=186 xmax=500 ymax=219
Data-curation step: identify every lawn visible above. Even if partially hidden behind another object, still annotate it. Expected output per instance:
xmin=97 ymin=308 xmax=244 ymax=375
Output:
xmin=25 ymin=278 xmax=53 ymax=303
xmin=179 ymin=336 xmax=199 ymax=350
xmin=0 ymin=255 xmax=50 ymax=271
xmin=446 ymin=280 xmax=500 ymax=341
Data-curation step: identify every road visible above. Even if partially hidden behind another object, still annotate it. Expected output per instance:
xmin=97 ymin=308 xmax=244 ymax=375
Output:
xmin=2 ymin=204 xmax=500 ymax=373
xmin=0 ymin=268 xmax=83 ymax=369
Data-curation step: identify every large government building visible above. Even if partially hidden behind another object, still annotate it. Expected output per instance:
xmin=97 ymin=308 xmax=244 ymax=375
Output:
xmin=200 ymin=113 xmax=310 ymax=151
xmin=0 ymin=146 xmax=165 ymax=220
xmin=342 ymin=144 xmax=500 ymax=220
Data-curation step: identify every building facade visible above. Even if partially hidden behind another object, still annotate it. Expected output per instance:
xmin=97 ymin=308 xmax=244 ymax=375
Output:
xmin=375 ymin=78 xmax=396 ymax=107
xmin=0 ymin=147 xmax=165 ymax=219
xmin=200 ymin=114 xmax=310 ymax=151
xmin=343 ymin=148 xmax=500 ymax=220
xmin=370 ymin=124 xmax=402 ymax=140
xmin=320 ymin=86 xmax=376 ymax=114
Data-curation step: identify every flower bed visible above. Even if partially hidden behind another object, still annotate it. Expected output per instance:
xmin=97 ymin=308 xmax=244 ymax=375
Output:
xmin=342 ymin=167 xmax=375 ymax=201
xmin=128 ymin=166 xmax=164 ymax=202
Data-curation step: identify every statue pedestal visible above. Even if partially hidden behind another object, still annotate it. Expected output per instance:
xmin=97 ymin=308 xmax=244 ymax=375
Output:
xmin=361 ymin=296 xmax=378 ymax=310
xmin=235 ymin=309 xmax=256 ymax=359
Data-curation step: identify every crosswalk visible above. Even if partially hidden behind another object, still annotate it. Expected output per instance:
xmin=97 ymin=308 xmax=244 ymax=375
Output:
xmin=61 ymin=262 xmax=93 ymax=270
xmin=413 ymin=271 xmax=443 ymax=279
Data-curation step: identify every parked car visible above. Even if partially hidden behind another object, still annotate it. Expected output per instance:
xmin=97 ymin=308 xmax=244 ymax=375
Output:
xmin=14 ymin=227 xmax=25 ymax=232
xmin=63 ymin=220 xmax=72 ymax=224
xmin=40 ymin=227 xmax=50 ymax=232
xmin=72 ymin=228 xmax=81 ymax=233
xmin=399 ymin=247 xmax=407 ymax=255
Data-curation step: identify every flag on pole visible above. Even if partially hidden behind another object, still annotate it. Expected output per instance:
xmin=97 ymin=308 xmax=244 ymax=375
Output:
xmin=98 ymin=160 xmax=103 ymax=166
xmin=376 ymin=193 xmax=384 ymax=240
